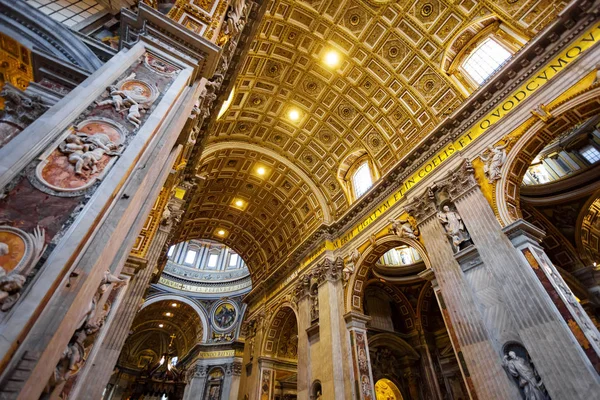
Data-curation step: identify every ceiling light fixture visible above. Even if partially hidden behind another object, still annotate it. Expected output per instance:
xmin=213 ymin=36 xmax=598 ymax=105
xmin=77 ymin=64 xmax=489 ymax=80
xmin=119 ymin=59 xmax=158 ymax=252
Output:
xmin=324 ymin=50 xmax=340 ymax=67
xmin=288 ymin=109 xmax=300 ymax=121
xmin=235 ymin=199 xmax=244 ymax=207
xmin=165 ymin=312 xmax=172 ymax=317
xmin=217 ymin=229 xmax=226 ymax=236
xmin=158 ymin=324 xmax=164 ymax=328
xmin=257 ymin=167 xmax=266 ymax=176
xmin=171 ymin=303 xmax=177 ymax=307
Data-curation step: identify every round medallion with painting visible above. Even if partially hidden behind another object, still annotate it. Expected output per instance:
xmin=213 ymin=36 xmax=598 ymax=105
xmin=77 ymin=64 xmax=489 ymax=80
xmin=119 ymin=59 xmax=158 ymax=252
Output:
xmin=213 ymin=302 xmax=237 ymax=331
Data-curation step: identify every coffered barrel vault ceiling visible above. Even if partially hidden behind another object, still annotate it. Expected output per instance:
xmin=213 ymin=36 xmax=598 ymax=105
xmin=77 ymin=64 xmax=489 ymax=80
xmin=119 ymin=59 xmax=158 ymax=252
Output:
xmin=183 ymin=0 xmax=567 ymax=278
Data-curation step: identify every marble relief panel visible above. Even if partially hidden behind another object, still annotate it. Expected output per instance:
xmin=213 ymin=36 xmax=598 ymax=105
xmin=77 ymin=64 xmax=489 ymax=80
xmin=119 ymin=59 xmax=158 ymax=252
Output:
xmin=0 ymin=52 xmax=180 ymax=312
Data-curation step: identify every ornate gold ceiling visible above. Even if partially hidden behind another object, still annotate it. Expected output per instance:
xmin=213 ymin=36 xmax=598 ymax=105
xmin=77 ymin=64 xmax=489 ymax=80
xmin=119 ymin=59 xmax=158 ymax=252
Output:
xmin=184 ymin=0 xmax=567 ymax=278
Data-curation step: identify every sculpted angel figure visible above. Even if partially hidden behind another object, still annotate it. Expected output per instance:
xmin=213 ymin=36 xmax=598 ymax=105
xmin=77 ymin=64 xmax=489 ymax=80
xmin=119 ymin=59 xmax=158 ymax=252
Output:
xmin=502 ymin=351 xmax=549 ymax=400
xmin=480 ymin=139 xmax=511 ymax=183
xmin=389 ymin=218 xmax=418 ymax=239
xmin=60 ymin=132 xmax=121 ymax=175
xmin=96 ymin=85 xmax=124 ymax=111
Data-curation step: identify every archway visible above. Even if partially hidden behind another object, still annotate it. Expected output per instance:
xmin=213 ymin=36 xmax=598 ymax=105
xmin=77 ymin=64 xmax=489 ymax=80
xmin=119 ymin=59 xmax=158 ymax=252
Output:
xmin=108 ymin=300 xmax=203 ymax=399
xmin=496 ymin=87 xmax=600 ymax=358
xmin=259 ymin=305 xmax=298 ymax=400
xmin=349 ymin=232 xmax=468 ymax=400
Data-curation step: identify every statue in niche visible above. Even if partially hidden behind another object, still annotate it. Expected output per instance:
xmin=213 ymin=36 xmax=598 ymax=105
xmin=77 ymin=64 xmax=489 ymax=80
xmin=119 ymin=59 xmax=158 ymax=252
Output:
xmin=437 ymin=205 xmax=471 ymax=252
xmin=59 ymin=132 xmax=121 ymax=175
xmin=389 ymin=217 xmax=418 ymax=239
xmin=310 ymin=283 xmax=319 ymax=322
xmin=480 ymin=139 xmax=511 ymax=183
xmin=502 ymin=351 xmax=549 ymax=400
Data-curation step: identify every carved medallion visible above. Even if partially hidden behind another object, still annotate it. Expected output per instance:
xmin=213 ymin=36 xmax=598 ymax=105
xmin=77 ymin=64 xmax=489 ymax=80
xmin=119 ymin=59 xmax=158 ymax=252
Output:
xmin=144 ymin=53 xmax=180 ymax=76
xmin=36 ymin=119 xmax=126 ymax=193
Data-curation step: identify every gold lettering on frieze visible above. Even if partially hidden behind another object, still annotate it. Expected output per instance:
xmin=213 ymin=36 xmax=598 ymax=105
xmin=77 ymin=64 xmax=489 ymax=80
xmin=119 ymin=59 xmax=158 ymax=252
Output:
xmin=158 ymin=276 xmax=251 ymax=293
xmin=198 ymin=350 xmax=235 ymax=358
xmin=326 ymin=22 xmax=600 ymax=251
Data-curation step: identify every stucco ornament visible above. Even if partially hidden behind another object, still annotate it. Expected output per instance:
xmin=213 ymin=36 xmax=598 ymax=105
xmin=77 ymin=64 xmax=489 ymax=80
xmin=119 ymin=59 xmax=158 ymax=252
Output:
xmin=0 ymin=226 xmax=46 ymax=311
xmin=49 ymin=270 xmax=125 ymax=391
xmin=389 ymin=217 xmax=418 ymax=239
xmin=59 ymin=132 xmax=121 ymax=175
xmin=480 ymin=139 xmax=511 ymax=183
xmin=96 ymin=73 xmax=158 ymax=128
xmin=502 ymin=351 xmax=549 ymax=400
xmin=437 ymin=205 xmax=470 ymax=252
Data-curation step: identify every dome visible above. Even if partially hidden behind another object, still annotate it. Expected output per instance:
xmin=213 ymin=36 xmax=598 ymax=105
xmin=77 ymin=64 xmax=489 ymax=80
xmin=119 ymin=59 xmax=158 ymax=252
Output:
xmin=157 ymin=239 xmax=251 ymax=298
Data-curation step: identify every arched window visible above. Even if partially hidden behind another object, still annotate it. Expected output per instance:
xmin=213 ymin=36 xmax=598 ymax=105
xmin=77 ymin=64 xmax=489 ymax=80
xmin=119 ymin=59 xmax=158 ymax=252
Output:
xmin=462 ymin=38 xmax=512 ymax=85
xmin=338 ymin=152 xmax=379 ymax=203
xmin=443 ymin=20 xmax=526 ymax=95
xmin=207 ymin=253 xmax=219 ymax=268
xmin=352 ymin=162 xmax=373 ymax=199
xmin=184 ymin=250 xmax=197 ymax=265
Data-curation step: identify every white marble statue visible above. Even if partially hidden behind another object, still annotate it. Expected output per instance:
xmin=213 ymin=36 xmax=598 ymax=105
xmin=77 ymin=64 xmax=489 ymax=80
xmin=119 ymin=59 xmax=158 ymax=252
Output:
xmin=437 ymin=205 xmax=470 ymax=252
xmin=59 ymin=133 xmax=121 ymax=175
xmin=389 ymin=218 xmax=418 ymax=239
xmin=95 ymin=85 xmax=124 ymax=111
xmin=480 ymin=140 xmax=510 ymax=183
xmin=502 ymin=351 xmax=548 ymax=400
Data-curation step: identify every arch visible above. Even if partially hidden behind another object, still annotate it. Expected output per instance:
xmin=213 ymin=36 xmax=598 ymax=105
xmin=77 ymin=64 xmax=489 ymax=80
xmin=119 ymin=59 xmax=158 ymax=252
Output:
xmin=575 ymin=190 xmax=600 ymax=265
xmin=337 ymin=149 xmax=380 ymax=204
xmin=261 ymin=304 xmax=298 ymax=360
xmin=368 ymin=333 xmax=420 ymax=361
xmin=201 ymin=140 xmax=332 ymax=223
xmin=0 ymin=0 xmax=103 ymax=72
xmin=142 ymin=293 xmax=210 ymax=343
xmin=496 ymin=85 xmax=600 ymax=226
xmin=345 ymin=232 xmax=432 ymax=314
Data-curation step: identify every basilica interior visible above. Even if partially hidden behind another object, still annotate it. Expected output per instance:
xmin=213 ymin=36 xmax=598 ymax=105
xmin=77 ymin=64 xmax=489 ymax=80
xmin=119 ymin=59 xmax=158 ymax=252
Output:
xmin=1 ymin=0 xmax=600 ymax=399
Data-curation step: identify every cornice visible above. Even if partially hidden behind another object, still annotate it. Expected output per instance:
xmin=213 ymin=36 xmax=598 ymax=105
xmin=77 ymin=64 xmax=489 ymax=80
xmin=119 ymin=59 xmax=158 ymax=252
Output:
xmin=262 ymin=1 xmax=600 ymax=288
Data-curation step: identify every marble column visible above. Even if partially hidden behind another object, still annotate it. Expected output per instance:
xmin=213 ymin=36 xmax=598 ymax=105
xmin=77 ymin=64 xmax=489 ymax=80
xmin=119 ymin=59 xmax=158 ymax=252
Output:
xmin=73 ymin=193 xmax=184 ymax=399
xmin=407 ymin=193 xmax=517 ymax=400
xmin=0 ymin=11 xmax=218 ymax=399
xmin=450 ymin=161 xmax=600 ymax=399
xmin=183 ymin=364 xmax=208 ymax=400
xmin=415 ymin=328 xmax=443 ymax=400
xmin=295 ymin=286 xmax=312 ymax=399
xmin=227 ymin=361 xmax=243 ymax=400
xmin=313 ymin=258 xmax=351 ymax=399
xmin=409 ymin=159 xmax=600 ymax=399
xmin=344 ymin=311 xmax=374 ymax=400
xmin=241 ymin=312 xmax=267 ymax=400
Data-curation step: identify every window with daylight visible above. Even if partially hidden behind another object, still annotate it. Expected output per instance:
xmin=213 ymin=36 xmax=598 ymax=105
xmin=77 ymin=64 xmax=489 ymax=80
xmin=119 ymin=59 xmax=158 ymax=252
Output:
xmin=352 ymin=162 xmax=373 ymax=199
xmin=581 ymin=144 xmax=600 ymax=164
xmin=167 ymin=245 xmax=175 ymax=257
xmin=184 ymin=250 xmax=197 ymax=265
xmin=207 ymin=253 xmax=219 ymax=268
xmin=229 ymin=253 xmax=239 ymax=267
xmin=462 ymin=38 xmax=512 ymax=85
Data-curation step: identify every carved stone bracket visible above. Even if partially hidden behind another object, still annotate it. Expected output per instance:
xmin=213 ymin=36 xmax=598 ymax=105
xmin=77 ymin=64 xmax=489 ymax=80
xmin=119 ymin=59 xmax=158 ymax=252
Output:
xmin=437 ymin=159 xmax=479 ymax=203
xmin=405 ymin=189 xmax=437 ymax=226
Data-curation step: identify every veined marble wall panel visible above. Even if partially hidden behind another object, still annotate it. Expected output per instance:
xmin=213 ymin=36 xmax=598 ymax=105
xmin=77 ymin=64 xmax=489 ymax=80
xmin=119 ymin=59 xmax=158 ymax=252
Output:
xmin=0 ymin=51 xmax=179 ymax=310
